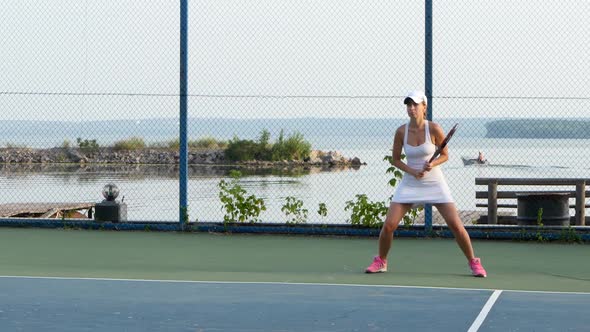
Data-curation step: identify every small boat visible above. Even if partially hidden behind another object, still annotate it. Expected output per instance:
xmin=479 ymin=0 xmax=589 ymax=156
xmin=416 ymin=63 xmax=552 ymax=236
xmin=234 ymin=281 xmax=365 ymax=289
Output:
xmin=462 ymin=157 xmax=489 ymax=166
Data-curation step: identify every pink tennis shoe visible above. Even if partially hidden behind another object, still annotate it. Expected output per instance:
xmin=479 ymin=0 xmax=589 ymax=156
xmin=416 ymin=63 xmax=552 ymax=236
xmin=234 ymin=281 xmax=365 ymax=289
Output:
xmin=366 ymin=256 xmax=486 ymax=277
xmin=365 ymin=256 xmax=387 ymax=273
xmin=469 ymin=257 xmax=487 ymax=277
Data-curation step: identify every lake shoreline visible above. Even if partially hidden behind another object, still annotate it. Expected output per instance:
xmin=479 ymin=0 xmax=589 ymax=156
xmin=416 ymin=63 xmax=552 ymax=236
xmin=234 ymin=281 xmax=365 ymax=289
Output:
xmin=0 ymin=147 xmax=365 ymax=168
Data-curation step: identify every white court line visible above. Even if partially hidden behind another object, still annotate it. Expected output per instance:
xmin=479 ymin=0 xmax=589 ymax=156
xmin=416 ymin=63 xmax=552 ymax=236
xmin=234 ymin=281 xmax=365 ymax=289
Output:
xmin=468 ymin=290 xmax=502 ymax=332
xmin=0 ymin=275 xmax=589 ymax=295
xmin=0 ymin=275 xmax=492 ymax=292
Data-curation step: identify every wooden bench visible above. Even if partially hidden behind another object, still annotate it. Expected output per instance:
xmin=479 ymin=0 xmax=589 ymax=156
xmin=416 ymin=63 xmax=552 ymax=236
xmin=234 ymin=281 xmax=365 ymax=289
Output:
xmin=476 ymin=178 xmax=589 ymax=225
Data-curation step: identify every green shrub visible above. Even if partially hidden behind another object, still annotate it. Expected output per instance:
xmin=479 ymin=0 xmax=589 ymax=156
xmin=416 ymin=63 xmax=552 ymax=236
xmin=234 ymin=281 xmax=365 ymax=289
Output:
xmin=224 ymin=129 xmax=311 ymax=162
xmin=77 ymin=137 xmax=99 ymax=153
xmin=255 ymin=129 xmax=273 ymax=160
xmin=318 ymin=203 xmax=328 ymax=218
xmin=345 ymin=194 xmax=387 ymax=228
xmin=224 ymin=138 xmax=259 ymax=162
xmin=402 ymin=207 xmax=421 ymax=228
xmin=282 ymin=132 xmax=311 ymax=161
xmin=559 ymin=226 xmax=582 ymax=243
xmin=270 ymin=130 xmax=286 ymax=161
xmin=536 ymin=208 xmax=547 ymax=242
xmin=281 ymin=196 xmax=308 ymax=224
xmin=113 ymin=137 xmax=146 ymax=151
xmin=218 ymin=170 xmax=266 ymax=223
xmin=271 ymin=130 xmax=311 ymax=161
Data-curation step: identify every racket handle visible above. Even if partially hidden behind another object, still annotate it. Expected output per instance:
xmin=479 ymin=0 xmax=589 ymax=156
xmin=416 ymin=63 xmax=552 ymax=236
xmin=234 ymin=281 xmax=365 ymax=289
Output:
xmin=429 ymin=148 xmax=443 ymax=163
xmin=428 ymin=153 xmax=438 ymax=163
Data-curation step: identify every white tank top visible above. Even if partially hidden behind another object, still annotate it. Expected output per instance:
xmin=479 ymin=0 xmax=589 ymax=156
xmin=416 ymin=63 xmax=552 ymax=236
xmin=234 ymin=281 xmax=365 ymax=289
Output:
xmin=403 ymin=120 xmax=436 ymax=173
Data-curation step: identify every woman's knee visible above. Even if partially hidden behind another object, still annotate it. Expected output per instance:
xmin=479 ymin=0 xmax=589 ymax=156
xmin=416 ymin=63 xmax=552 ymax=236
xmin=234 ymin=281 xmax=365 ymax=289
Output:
xmin=382 ymin=220 xmax=398 ymax=233
xmin=382 ymin=204 xmax=409 ymax=233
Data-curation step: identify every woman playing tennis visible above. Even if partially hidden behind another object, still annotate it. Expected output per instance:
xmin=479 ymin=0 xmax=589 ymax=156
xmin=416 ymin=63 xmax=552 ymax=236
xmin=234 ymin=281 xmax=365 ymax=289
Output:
xmin=365 ymin=90 xmax=487 ymax=277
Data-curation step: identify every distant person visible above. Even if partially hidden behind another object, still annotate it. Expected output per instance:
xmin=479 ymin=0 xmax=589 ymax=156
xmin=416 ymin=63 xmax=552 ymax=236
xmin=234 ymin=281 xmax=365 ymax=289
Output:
xmin=365 ymin=90 xmax=487 ymax=277
xmin=477 ymin=151 xmax=486 ymax=164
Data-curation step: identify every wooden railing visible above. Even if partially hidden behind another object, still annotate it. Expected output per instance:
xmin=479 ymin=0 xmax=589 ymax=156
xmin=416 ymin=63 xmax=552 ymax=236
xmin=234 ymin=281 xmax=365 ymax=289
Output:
xmin=475 ymin=178 xmax=588 ymax=225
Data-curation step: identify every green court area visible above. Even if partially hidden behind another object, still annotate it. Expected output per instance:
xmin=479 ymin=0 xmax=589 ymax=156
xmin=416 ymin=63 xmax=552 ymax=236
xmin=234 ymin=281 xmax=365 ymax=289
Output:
xmin=1 ymin=228 xmax=588 ymax=293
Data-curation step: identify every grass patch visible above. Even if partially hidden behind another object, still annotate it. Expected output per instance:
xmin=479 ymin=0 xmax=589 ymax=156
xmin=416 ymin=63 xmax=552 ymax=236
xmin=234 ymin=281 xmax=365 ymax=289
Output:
xmin=225 ymin=129 xmax=311 ymax=162
xmin=113 ymin=137 xmax=147 ymax=151
xmin=150 ymin=137 xmax=227 ymax=150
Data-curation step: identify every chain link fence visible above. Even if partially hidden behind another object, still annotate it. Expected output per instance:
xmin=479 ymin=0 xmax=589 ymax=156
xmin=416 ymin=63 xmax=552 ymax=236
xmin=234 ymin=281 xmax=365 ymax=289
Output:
xmin=1 ymin=1 xmax=588 ymax=226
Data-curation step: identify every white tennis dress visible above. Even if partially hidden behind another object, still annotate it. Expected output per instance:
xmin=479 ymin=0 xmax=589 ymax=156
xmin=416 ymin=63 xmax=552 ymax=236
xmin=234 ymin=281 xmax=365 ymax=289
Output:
xmin=391 ymin=121 xmax=454 ymax=204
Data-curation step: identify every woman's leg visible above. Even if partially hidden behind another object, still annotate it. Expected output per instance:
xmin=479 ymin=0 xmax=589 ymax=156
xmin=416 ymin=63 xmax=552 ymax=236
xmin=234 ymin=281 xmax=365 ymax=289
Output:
xmin=378 ymin=202 xmax=413 ymax=259
xmin=434 ymin=203 xmax=475 ymax=261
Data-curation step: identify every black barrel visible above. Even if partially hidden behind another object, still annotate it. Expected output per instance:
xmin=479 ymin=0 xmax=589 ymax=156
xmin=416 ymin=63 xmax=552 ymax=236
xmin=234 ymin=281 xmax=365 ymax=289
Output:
xmin=94 ymin=200 xmax=127 ymax=222
xmin=516 ymin=192 xmax=570 ymax=226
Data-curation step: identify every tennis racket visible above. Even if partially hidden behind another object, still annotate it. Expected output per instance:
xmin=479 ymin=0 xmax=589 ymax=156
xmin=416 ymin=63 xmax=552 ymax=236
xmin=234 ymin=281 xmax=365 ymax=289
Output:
xmin=429 ymin=123 xmax=458 ymax=163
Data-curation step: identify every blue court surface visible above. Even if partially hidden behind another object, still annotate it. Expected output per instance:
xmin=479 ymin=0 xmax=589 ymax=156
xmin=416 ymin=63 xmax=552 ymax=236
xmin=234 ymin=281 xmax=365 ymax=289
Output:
xmin=1 ymin=276 xmax=588 ymax=331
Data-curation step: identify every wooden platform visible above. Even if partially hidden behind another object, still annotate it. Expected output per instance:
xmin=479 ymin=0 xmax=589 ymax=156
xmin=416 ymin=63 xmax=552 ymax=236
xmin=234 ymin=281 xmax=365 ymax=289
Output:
xmin=0 ymin=203 xmax=95 ymax=219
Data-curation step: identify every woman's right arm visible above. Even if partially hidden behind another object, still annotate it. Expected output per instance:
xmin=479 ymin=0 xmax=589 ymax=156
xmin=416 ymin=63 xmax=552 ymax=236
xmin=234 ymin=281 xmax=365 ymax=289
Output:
xmin=391 ymin=126 xmax=421 ymax=178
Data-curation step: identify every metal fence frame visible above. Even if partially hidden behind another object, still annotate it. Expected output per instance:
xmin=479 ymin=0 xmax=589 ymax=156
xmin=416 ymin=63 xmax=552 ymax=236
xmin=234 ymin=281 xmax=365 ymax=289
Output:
xmin=1 ymin=1 xmax=588 ymax=241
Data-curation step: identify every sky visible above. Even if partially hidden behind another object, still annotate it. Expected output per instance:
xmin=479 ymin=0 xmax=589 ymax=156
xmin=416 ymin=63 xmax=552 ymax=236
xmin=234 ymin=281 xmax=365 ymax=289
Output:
xmin=0 ymin=0 xmax=588 ymax=120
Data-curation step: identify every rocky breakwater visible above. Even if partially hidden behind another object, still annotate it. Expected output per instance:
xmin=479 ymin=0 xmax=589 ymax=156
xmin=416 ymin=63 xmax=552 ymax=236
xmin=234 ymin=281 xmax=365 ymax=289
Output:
xmin=0 ymin=148 xmax=365 ymax=168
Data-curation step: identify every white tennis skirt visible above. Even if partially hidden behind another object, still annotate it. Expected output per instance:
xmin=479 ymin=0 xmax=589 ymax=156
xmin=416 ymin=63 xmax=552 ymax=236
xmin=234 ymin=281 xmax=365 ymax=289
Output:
xmin=391 ymin=168 xmax=454 ymax=205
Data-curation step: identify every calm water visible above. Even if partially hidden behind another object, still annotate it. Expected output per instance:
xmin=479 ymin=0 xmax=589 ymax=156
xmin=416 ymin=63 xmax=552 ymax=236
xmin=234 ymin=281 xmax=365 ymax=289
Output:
xmin=1 ymin=136 xmax=589 ymax=223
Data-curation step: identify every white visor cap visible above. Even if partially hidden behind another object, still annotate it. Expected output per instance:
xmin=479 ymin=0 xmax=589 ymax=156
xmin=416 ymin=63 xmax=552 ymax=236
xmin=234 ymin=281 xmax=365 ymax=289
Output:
xmin=403 ymin=90 xmax=427 ymax=105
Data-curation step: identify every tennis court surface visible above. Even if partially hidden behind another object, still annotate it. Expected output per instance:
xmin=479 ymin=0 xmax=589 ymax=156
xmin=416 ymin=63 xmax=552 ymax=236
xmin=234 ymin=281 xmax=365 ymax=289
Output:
xmin=1 ymin=228 xmax=589 ymax=331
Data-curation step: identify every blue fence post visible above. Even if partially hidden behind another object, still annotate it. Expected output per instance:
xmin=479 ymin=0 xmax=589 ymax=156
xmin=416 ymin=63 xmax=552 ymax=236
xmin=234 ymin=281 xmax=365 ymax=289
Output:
xmin=424 ymin=0 xmax=433 ymax=232
xmin=179 ymin=0 xmax=189 ymax=230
